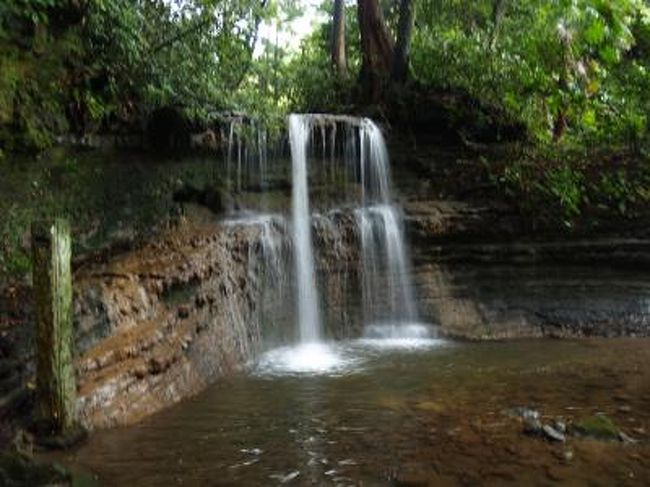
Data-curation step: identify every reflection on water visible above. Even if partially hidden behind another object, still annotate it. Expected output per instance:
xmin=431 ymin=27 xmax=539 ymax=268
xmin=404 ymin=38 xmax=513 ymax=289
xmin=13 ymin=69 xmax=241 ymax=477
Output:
xmin=61 ymin=338 xmax=650 ymax=485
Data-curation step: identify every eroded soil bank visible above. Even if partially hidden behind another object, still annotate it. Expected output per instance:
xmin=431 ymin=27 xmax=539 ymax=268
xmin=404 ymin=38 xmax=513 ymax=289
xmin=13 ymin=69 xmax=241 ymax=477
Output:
xmin=48 ymin=338 xmax=650 ymax=486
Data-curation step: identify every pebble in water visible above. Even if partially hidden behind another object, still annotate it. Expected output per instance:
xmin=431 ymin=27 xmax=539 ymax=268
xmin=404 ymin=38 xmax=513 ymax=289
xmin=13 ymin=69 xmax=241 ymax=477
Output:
xmin=338 ymin=459 xmax=358 ymax=466
xmin=240 ymin=448 xmax=264 ymax=455
xmin=553 ymin=419 xmax=567 ymax=434
xmin=270 ymin=471 xmax=300 ymax=483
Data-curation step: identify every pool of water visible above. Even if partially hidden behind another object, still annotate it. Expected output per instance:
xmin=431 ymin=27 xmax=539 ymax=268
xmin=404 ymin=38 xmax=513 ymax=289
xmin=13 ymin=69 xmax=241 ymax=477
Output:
xmin=56 ymin=336 xmax=650 ymax=485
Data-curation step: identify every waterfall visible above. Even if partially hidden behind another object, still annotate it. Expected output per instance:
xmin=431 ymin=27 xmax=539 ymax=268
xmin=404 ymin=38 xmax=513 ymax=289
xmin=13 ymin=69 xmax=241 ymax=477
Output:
xmin=289 ymin=115 xmax=322 ymax=343
xmin=355 ymin=120 xmax=418 ymax=325
xmin=356 ymin=205 xmax=417 ymax=323
xmin=222 ymin=113 xmax=420 ymax=354
xmin=222 ymin=116 xmax=270 ymax=197
xmin=286 ymin=113 xmax=418 ymax=343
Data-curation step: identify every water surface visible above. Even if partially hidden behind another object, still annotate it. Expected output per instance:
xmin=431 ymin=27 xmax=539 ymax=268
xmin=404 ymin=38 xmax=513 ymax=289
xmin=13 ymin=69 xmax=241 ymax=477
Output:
xmin=59 ymin=337 xmax=650 ymax=485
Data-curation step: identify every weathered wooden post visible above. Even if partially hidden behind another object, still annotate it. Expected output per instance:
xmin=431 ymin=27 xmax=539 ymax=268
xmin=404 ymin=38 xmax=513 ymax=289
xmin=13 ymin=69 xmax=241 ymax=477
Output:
xmin=31 ymin=219 xmax=76 ymax=434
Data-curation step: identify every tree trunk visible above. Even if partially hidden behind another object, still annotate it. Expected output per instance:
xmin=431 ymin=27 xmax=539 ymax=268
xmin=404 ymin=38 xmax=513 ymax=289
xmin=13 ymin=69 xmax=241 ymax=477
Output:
xmin=32 ymin=219 xmax=76 ymax=434
xmin=391 ymin=0 xmax=415 ymax=83
xmin=331 ymin=0 xmax=347 ymax=76
xmin=357 ymin=0 xmax=394 ymax=100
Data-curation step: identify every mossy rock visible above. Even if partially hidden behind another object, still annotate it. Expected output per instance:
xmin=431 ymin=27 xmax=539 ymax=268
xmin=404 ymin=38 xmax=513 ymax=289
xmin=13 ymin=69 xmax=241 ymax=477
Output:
xmin=574 ymin=414 xmax=619 ymax=440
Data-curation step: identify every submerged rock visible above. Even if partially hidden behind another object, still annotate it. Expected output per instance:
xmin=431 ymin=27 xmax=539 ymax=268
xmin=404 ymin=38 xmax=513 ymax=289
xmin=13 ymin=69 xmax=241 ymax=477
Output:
xmin=509 ymin=406 xmax=540 ymax=421
xmin=508 ymin=407 xmax=543 ymax=436
xmin=270 ymin=471 xmax=300 ymax=483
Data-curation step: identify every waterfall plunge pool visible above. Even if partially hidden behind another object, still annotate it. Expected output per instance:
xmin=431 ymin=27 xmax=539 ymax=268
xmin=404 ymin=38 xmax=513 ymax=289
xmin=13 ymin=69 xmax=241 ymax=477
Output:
xmin=255 ymin=323 xmax=444 ymax=376
xmin=52 ymin=336 xmax=650 ymax=485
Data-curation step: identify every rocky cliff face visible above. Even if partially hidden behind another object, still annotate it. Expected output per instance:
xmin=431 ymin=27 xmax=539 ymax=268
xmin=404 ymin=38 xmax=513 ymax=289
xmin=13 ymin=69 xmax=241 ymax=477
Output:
xmin=405 ymin=199 xmax=650 ymax=340
xmin=414 ymin=260 xmax=650 ymax=340
xmin=72 ymin=222 xmax=263 ymax=429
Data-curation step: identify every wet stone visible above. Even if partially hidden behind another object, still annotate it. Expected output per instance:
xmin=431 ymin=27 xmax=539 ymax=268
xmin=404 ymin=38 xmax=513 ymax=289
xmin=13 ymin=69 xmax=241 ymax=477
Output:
xmin=523 ymin=417 xmax=543 ymax=436
xmin=542 ymin=424 xmax=566 ymax=442
xmin=177 ymin=306 xmax=190 ymax=319
xmin=619 ymin=432 xmax=638 ymax=444
xmin=269 ymin=471 xmax=300 ymax=483
xmin=553 ymin=419 xmax=567 ymax=434
xmin=509 ymin=407 xmax=539 ymax=421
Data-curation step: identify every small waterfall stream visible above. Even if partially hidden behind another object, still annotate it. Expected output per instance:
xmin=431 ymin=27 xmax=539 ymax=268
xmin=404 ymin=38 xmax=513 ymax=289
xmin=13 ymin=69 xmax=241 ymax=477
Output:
xmin=355 ymin=119 xmax=417 ymax=326
xmin=289 ymin=114 xmax=322 ymax=343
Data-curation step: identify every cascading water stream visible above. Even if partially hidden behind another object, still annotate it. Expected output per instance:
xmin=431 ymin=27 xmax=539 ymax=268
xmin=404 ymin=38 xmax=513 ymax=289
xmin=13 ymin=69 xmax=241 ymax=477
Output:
xmin=355 ymin=119 xmax=418 ymax=325
xmin=289 ymin=114 xmax=322 ymax=343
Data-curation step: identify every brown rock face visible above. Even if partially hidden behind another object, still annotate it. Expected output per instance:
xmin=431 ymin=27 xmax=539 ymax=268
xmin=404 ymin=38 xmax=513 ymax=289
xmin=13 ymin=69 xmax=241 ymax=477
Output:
xmin=73 ymin=222 xmax=263 ymax=429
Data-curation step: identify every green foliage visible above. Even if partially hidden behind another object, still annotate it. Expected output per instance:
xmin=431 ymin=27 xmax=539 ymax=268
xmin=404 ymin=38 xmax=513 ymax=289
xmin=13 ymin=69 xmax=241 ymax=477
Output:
xmin=0 ymin=148 xmax=230 ymax=283
xmin=284 ymin=36 xmax=354 ymax=112
xmin=574 ymin=414 xmax=619 ymax=439
xmin=1 ymin=0 xmax=649 ymax=239
xmin=281 ymin=0 xmax=359 ymax=112
xmin=542 ymin=164 xmax=585 ymax=223
xmin=0 ymin=0 xmax=272 ymax=155
xmin=490 ymin=146 xmax=649 ymax=228
xmin=412 ymin=0 xmax=650 ymax=147
xmin=0 ymin=204 xmax=32 ymax=278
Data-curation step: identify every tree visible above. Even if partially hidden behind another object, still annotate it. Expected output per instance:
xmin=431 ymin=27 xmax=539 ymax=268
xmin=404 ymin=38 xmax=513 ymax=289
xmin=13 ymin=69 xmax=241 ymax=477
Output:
xmin=356 ymin=0 xmax=416 ymax=97
xmin=357 ymin=0 xmax=394 ymax=99
xmin=331 ymin=0 xmax=347 ymax=75
xmin=0 ymin=0 xmax=271 ymax=155
xmin=391 ymin=0 xmax=416 ymax=83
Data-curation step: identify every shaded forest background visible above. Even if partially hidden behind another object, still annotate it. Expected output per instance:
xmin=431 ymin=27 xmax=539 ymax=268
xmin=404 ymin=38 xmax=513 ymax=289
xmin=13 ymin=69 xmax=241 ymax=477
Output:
xmin=1 ymin=0 xmax=650 ymax=279
xmin=3 ymin=1 xmax=649 ymax=149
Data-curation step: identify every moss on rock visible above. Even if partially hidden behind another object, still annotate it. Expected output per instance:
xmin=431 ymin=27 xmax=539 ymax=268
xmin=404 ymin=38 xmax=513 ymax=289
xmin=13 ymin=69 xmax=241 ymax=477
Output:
xmin=574 ymin=414 xmax=619 ymax=440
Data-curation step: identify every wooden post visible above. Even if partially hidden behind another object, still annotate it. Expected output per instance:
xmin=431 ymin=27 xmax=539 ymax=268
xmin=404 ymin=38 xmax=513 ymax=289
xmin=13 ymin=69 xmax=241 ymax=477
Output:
xmin=32 ymin=219 xmax=76 ymax=434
